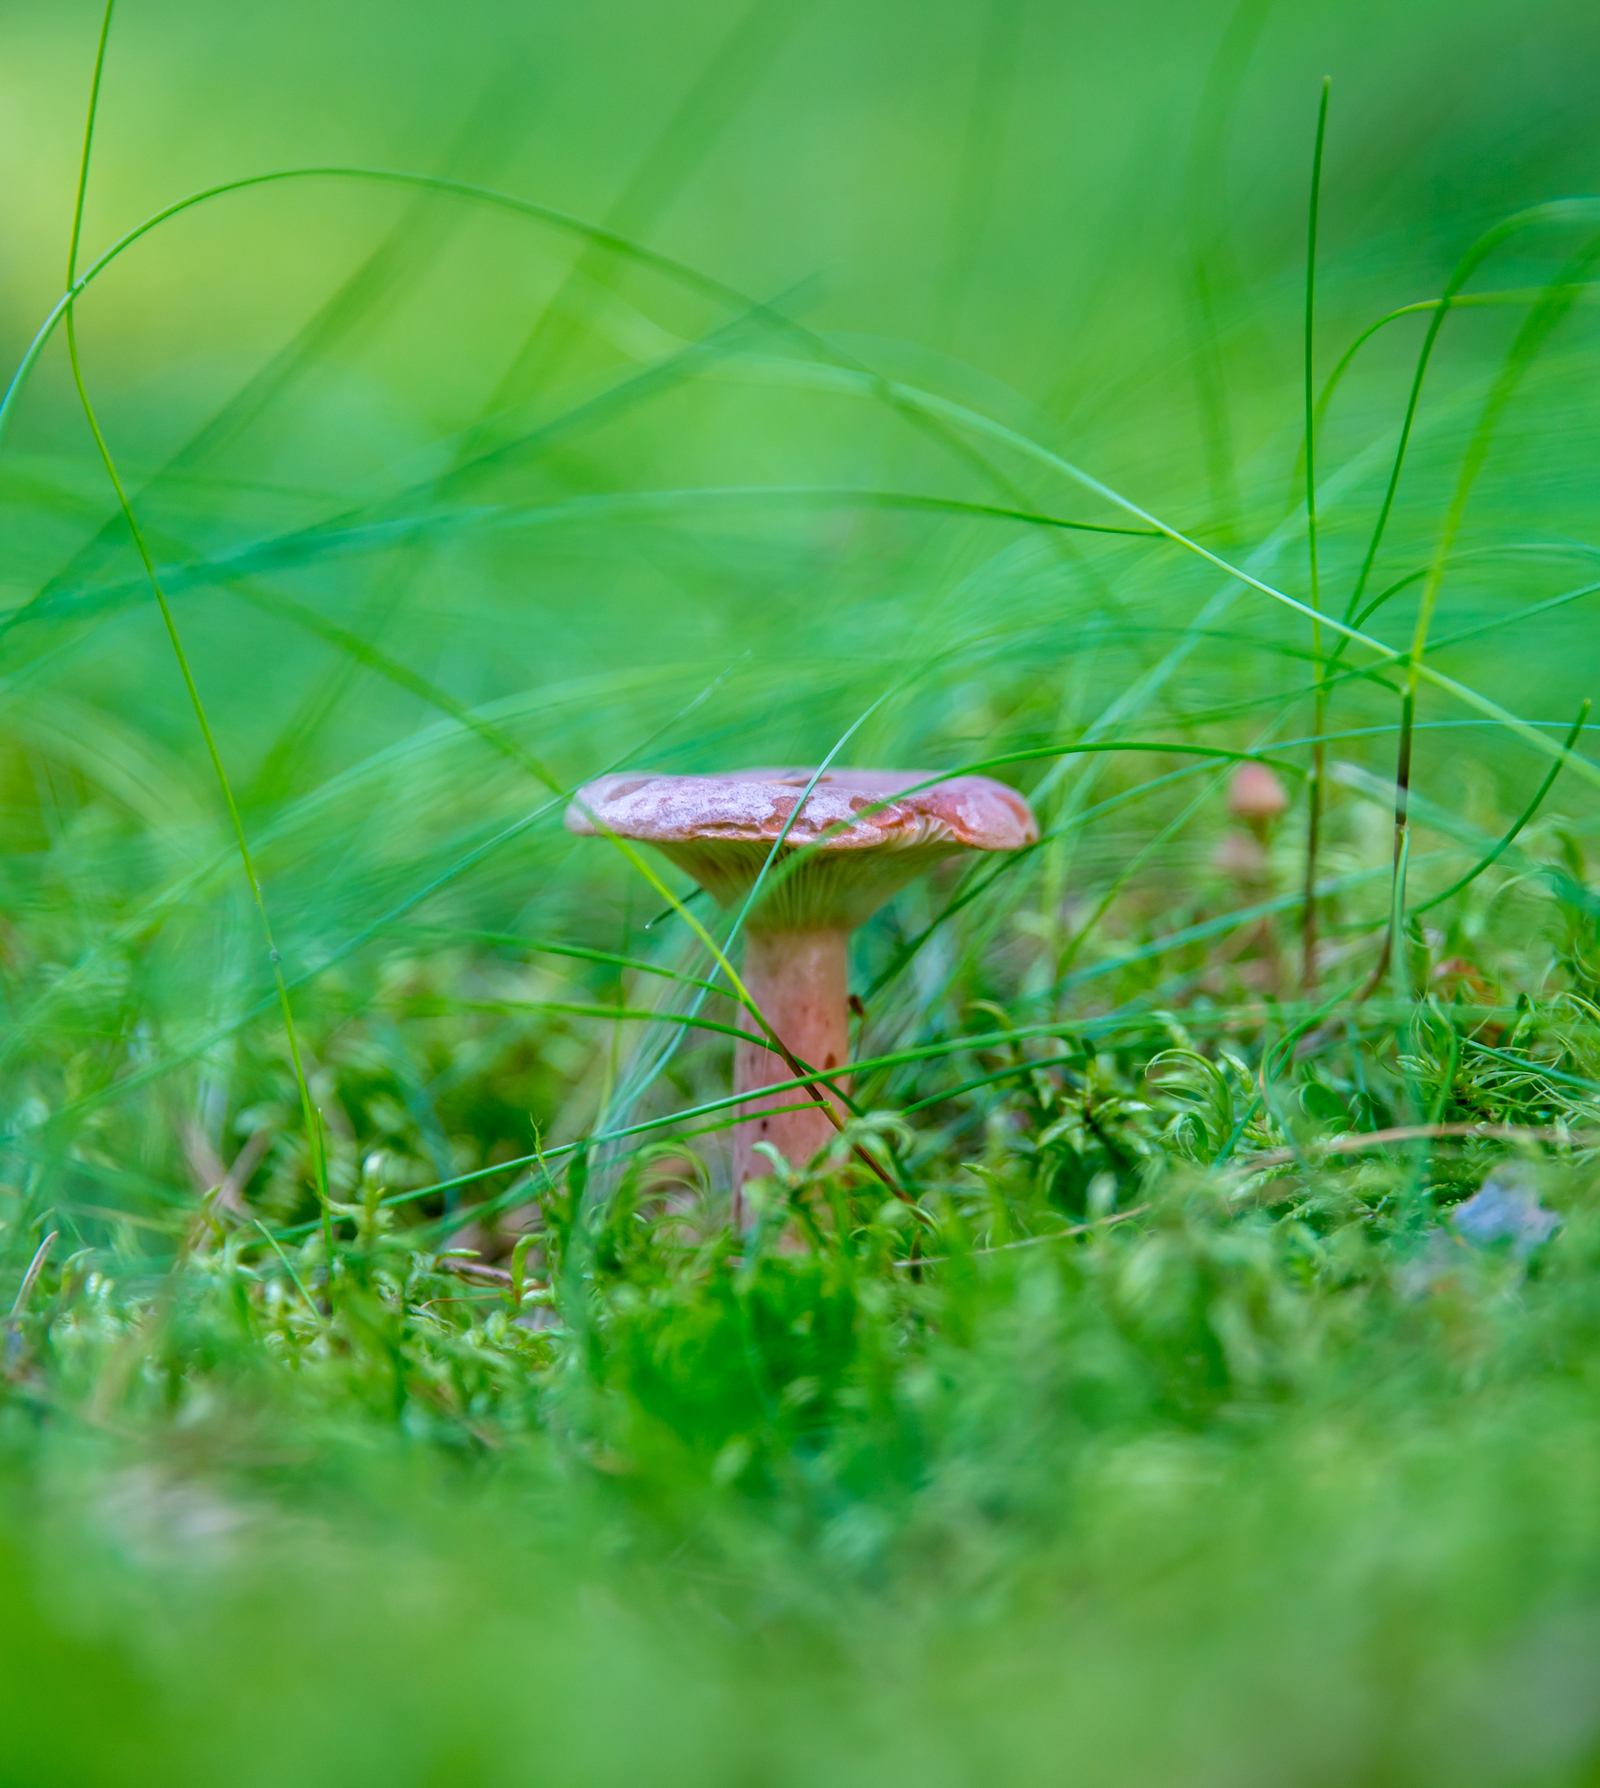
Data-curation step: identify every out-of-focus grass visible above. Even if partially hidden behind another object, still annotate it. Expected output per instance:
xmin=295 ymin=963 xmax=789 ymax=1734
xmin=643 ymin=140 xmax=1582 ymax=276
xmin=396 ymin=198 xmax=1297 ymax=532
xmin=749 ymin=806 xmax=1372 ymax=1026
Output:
xmin=13 ymin=1153 xmax=1600 ymax=1787
xmin=5 ymin=0 xmax=1600 ymax=1780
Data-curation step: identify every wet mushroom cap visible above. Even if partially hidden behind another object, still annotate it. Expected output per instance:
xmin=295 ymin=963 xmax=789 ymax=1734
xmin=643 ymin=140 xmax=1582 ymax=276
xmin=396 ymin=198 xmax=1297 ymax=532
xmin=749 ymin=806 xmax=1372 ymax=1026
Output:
xmin=566 ymin=767 xmax=1038 ymax=930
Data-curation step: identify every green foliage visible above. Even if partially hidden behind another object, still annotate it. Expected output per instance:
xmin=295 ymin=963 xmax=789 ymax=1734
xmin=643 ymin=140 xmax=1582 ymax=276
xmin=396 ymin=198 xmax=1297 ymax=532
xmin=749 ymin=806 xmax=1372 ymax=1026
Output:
xmin=6 ymin=0 xmax=1600 ymax=1778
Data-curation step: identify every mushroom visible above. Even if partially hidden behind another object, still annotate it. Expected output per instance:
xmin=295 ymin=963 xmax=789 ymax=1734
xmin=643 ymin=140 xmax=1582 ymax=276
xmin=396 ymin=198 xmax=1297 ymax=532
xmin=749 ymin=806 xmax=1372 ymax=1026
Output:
xmin=565 ymin=767 xmax=1038 ymax=1216
xmin=1227 ymin=763 xmax=1289 ymax=839
xmin=1216 ymin=761 xmax=1290 ymax=993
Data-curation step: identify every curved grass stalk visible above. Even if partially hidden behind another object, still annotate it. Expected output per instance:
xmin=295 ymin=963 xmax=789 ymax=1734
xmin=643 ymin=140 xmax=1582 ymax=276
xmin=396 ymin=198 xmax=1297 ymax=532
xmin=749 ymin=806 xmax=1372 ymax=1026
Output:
xmin=59 ymin=0 xmax=332 ymax=1239
xmin=8 ymin=148 xmax=1588 ymax=793
xmin=1283 ymin=718 xmax=1597 ymax=752
xmin=0 ymin=166 xmax=781 ymax=449
xmin=897 ymin=1052 xmax=1083 ymax=1119
xmin=10 ymin=483 xmax=1162 ymax=633
xmin=61 ymin=365 xmax=333 ymax=1238
xmin=1411 ymin=701 xmax=1591 ymax=916
xmin=1181 ymin=0 xmax=1274 ymax=541
xmin=1181 ymin=565 xmax=1600 ymax=736
xmin=17 ymin=144 xmax=1570 ymax=795
xmin=1346 ymin=198 xmax=1600 ymax=614
xmin=1287 ymin=284 xmax=1600 ymax=505
xmin=1329 ymin=547 xmax=1600 ymax=672
xmin=403 ymin=997 xmax=777 ymax=1053
xmin=1396 ymin=232 xmax=1600 ymax=689
xmin=1375 ymin=229 xmax=1600 ymax=996
xmin=470 ymin=0 xmax=803 ymax=419
xmin=0 ymin=162 xmax=1155 ymax=622
xmin=717 ymin=351 xmax=1600 ymax=789
xmin=1301 ymin=78 xmax=1331 ymax=993
xmin=395 ymin=929 xmax=728 ymax=996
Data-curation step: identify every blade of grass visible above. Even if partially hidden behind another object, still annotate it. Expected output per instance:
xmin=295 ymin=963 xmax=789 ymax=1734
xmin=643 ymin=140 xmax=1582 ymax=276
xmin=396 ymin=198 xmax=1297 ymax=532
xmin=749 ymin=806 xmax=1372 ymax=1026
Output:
xmin=1301 ymin=77 xmax=1331 ymax=993
xmin=1374 ymin=228 xmax=1600 ymax=1004
xmin=1412 ymin=701 xmax=1591 ymax=914
xmin=1183 ymin=0 xmax=1274 ymax=544
xmin=59 ymin=0 xmax=332 ymax=1239
xmin=1347 ymin=198 xmax=1600 ymax=616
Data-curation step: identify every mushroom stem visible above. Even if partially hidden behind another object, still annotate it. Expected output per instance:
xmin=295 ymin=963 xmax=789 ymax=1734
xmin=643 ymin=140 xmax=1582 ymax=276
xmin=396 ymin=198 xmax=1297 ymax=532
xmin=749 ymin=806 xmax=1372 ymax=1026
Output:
xmin=732 ymin=927 xmax=851 ymax=1217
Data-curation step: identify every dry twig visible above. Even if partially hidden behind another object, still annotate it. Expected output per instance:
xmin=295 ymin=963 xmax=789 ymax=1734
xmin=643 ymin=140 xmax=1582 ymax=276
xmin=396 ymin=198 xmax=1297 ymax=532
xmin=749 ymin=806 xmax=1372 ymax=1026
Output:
xmin=1230 ymin=1122 xmax=1600 ymax=1179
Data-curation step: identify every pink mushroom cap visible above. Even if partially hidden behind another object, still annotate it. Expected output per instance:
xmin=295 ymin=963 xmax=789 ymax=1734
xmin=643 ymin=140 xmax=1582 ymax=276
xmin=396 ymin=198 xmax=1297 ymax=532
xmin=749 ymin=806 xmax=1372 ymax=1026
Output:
xmin=566 ymin=766 xmax=1038 ymax=930
xmin=1228 ymin=762 xmax=1290 ymax=822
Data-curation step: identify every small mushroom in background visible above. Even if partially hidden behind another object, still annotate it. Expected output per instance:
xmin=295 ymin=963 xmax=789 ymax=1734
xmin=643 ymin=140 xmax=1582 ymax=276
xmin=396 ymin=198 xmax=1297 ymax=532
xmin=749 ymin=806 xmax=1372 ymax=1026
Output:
xmin=566 ymin=767 xmax=1037 ymax=1220
xmin=1227 ymin=762 xmax=1289 ymax=840
xmin=1213 ymin=762 xmax=1291 ymax=992
xmin=1214 ymin=762 xmax=1290 ymax=881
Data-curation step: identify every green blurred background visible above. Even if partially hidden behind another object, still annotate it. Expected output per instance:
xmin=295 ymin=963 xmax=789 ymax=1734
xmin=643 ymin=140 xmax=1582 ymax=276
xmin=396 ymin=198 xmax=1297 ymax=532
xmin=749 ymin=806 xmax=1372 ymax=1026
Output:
xmin=6 ymin=1 xmax=1600 ymax=1781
